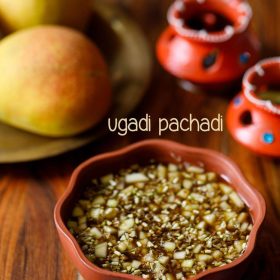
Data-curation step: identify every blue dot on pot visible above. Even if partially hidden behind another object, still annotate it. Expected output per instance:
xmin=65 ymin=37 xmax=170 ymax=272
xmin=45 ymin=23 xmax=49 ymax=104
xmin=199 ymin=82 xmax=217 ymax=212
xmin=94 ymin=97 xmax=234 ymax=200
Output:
xmin=240 ymin=52 xmax=250 ymax=64
xmin=234 ymin=96 xmax=242 ymax=106
xmin=262 ymin=132 xmax=274 ymax=144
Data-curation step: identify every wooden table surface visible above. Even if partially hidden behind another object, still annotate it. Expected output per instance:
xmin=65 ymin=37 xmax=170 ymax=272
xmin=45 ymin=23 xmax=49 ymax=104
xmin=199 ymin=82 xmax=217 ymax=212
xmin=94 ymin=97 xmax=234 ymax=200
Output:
xmin=0 ymin=1 xmax=280 ymax=279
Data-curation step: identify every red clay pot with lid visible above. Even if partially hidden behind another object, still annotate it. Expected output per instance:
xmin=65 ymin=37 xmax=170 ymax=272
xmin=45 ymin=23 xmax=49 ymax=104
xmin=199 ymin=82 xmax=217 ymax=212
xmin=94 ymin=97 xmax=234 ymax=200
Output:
xmin=156 ymin=0 xmax=260 ymax=91
xmin=227 ymin=57 xmax=280 ymax=157
xmin=54 ymin=139 xmax=265 ymax=280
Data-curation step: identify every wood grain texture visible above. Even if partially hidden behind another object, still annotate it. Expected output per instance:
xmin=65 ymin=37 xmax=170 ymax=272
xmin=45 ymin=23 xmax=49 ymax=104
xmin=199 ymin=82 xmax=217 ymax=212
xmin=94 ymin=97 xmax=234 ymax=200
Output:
xmin=0 ymin=1 xmax=280 ymax=279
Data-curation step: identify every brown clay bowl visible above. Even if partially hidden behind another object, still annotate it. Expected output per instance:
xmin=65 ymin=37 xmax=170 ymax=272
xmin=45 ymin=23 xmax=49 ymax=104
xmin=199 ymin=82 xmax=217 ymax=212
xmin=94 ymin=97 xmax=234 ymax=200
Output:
xmin=54 ymin=139 xmax=266 ymax=280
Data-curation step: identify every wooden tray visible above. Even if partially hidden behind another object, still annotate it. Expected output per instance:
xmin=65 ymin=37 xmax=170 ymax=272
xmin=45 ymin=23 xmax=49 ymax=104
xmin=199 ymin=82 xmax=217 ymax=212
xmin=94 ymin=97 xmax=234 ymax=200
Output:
xmin=0 ymin=1 xmax=152 ymax=163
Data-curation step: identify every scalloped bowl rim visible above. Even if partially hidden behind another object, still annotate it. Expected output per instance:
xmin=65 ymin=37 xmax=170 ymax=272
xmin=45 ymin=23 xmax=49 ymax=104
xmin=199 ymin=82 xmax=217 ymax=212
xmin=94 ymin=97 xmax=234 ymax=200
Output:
xmin=54 ymin=139 xmax=266 ymax=280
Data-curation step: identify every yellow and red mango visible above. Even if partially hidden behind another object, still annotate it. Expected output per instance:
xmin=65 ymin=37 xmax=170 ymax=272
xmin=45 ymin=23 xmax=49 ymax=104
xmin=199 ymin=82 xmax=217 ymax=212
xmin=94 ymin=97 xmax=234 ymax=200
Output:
xmin=0 ymin=0 xmax=91 ymax=33
xmin=0 ymin=25 xmax=112 ymax=137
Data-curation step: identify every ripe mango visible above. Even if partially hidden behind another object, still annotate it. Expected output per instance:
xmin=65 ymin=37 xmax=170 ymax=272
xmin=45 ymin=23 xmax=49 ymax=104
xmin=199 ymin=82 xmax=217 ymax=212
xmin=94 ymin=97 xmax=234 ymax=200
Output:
xmin=0 ymin=0 xmax=91 ymax=33
xmin=0 ymin=26 xmax=112 ymax=137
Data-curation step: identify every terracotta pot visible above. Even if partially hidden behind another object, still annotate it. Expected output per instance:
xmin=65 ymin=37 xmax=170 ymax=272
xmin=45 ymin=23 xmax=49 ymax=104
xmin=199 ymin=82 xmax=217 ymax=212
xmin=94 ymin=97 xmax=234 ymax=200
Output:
xmin=156 ymin=0 xmax=260 ymax=92
xmin=227 ymin=57 xmax=280 ymax=157
xmin=54 ymin=139 xmax=266 ymax=280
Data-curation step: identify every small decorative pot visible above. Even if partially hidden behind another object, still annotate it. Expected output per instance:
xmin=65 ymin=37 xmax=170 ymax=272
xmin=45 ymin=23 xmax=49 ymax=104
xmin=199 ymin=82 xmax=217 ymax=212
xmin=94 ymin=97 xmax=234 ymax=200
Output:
xmin=156 ymin=0 xmax=260 ymax=92
xmin=227 ymin=57 xmax=280 ymax=157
